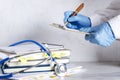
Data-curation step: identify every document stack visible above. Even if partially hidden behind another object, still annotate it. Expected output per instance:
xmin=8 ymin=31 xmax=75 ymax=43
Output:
xmin=0 ymin=43 xmax=70 ymax=74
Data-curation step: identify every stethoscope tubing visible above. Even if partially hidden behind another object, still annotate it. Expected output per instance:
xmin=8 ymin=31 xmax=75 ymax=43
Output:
xmin=0 ymin=40 xmax=56 ymax=79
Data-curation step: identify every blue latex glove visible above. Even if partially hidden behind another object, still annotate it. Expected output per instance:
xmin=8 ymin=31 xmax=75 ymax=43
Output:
xmin=85 ymin=22 xmax=115 ymax=47
xmin=64 ymin=11 xmax=91 ymax=32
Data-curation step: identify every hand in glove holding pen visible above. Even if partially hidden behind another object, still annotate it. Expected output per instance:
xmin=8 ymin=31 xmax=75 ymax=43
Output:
xmin=64 ymin=11 xmax=91 ymax=32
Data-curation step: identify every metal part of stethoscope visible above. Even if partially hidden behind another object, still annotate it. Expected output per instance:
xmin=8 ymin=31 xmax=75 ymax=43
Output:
xmin=54 ymin=63 xmax=67 ymax=76
xmin=0 ymin=40 xmax=67 ymax=79
xmin=47 ymin=48 xmax=67 ymax=76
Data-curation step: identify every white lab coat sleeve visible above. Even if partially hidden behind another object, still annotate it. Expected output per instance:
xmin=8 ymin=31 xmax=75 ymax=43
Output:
xmin=108 ymin=15 xmax=120 ymax=39
xmin=90 ymin=0 xmax=120 ymax=39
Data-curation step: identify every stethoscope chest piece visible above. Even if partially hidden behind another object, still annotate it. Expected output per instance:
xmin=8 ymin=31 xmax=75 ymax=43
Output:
xmin=54 ymin=63 xmax=67 ymax=77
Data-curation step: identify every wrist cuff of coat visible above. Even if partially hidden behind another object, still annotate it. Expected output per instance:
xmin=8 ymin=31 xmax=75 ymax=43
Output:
xmin=108 ymin=15 xmax=120 ymax=39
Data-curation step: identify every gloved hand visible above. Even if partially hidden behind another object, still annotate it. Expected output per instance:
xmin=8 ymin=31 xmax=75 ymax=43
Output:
xmin=64 ymin=11 xmax=91 ymax=32
xmin=85 ymin=22 xmax=116 ymax=47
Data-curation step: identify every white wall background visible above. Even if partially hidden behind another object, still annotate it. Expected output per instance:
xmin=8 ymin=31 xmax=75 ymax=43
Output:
xmin=0 ymin=0 xmax=119 ymax=62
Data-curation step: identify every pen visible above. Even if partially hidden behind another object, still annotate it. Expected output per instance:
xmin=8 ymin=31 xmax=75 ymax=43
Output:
xmin=64 ymin=3 xmax=84 ymax=26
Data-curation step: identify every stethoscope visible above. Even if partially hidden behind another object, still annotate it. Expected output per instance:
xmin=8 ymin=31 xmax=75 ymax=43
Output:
xmin=0 ymin=40 xmax=67 ymax=79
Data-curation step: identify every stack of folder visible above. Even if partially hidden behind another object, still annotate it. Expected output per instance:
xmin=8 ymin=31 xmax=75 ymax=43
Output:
xmin=0 ymin=43 xmax=70 ymax=74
